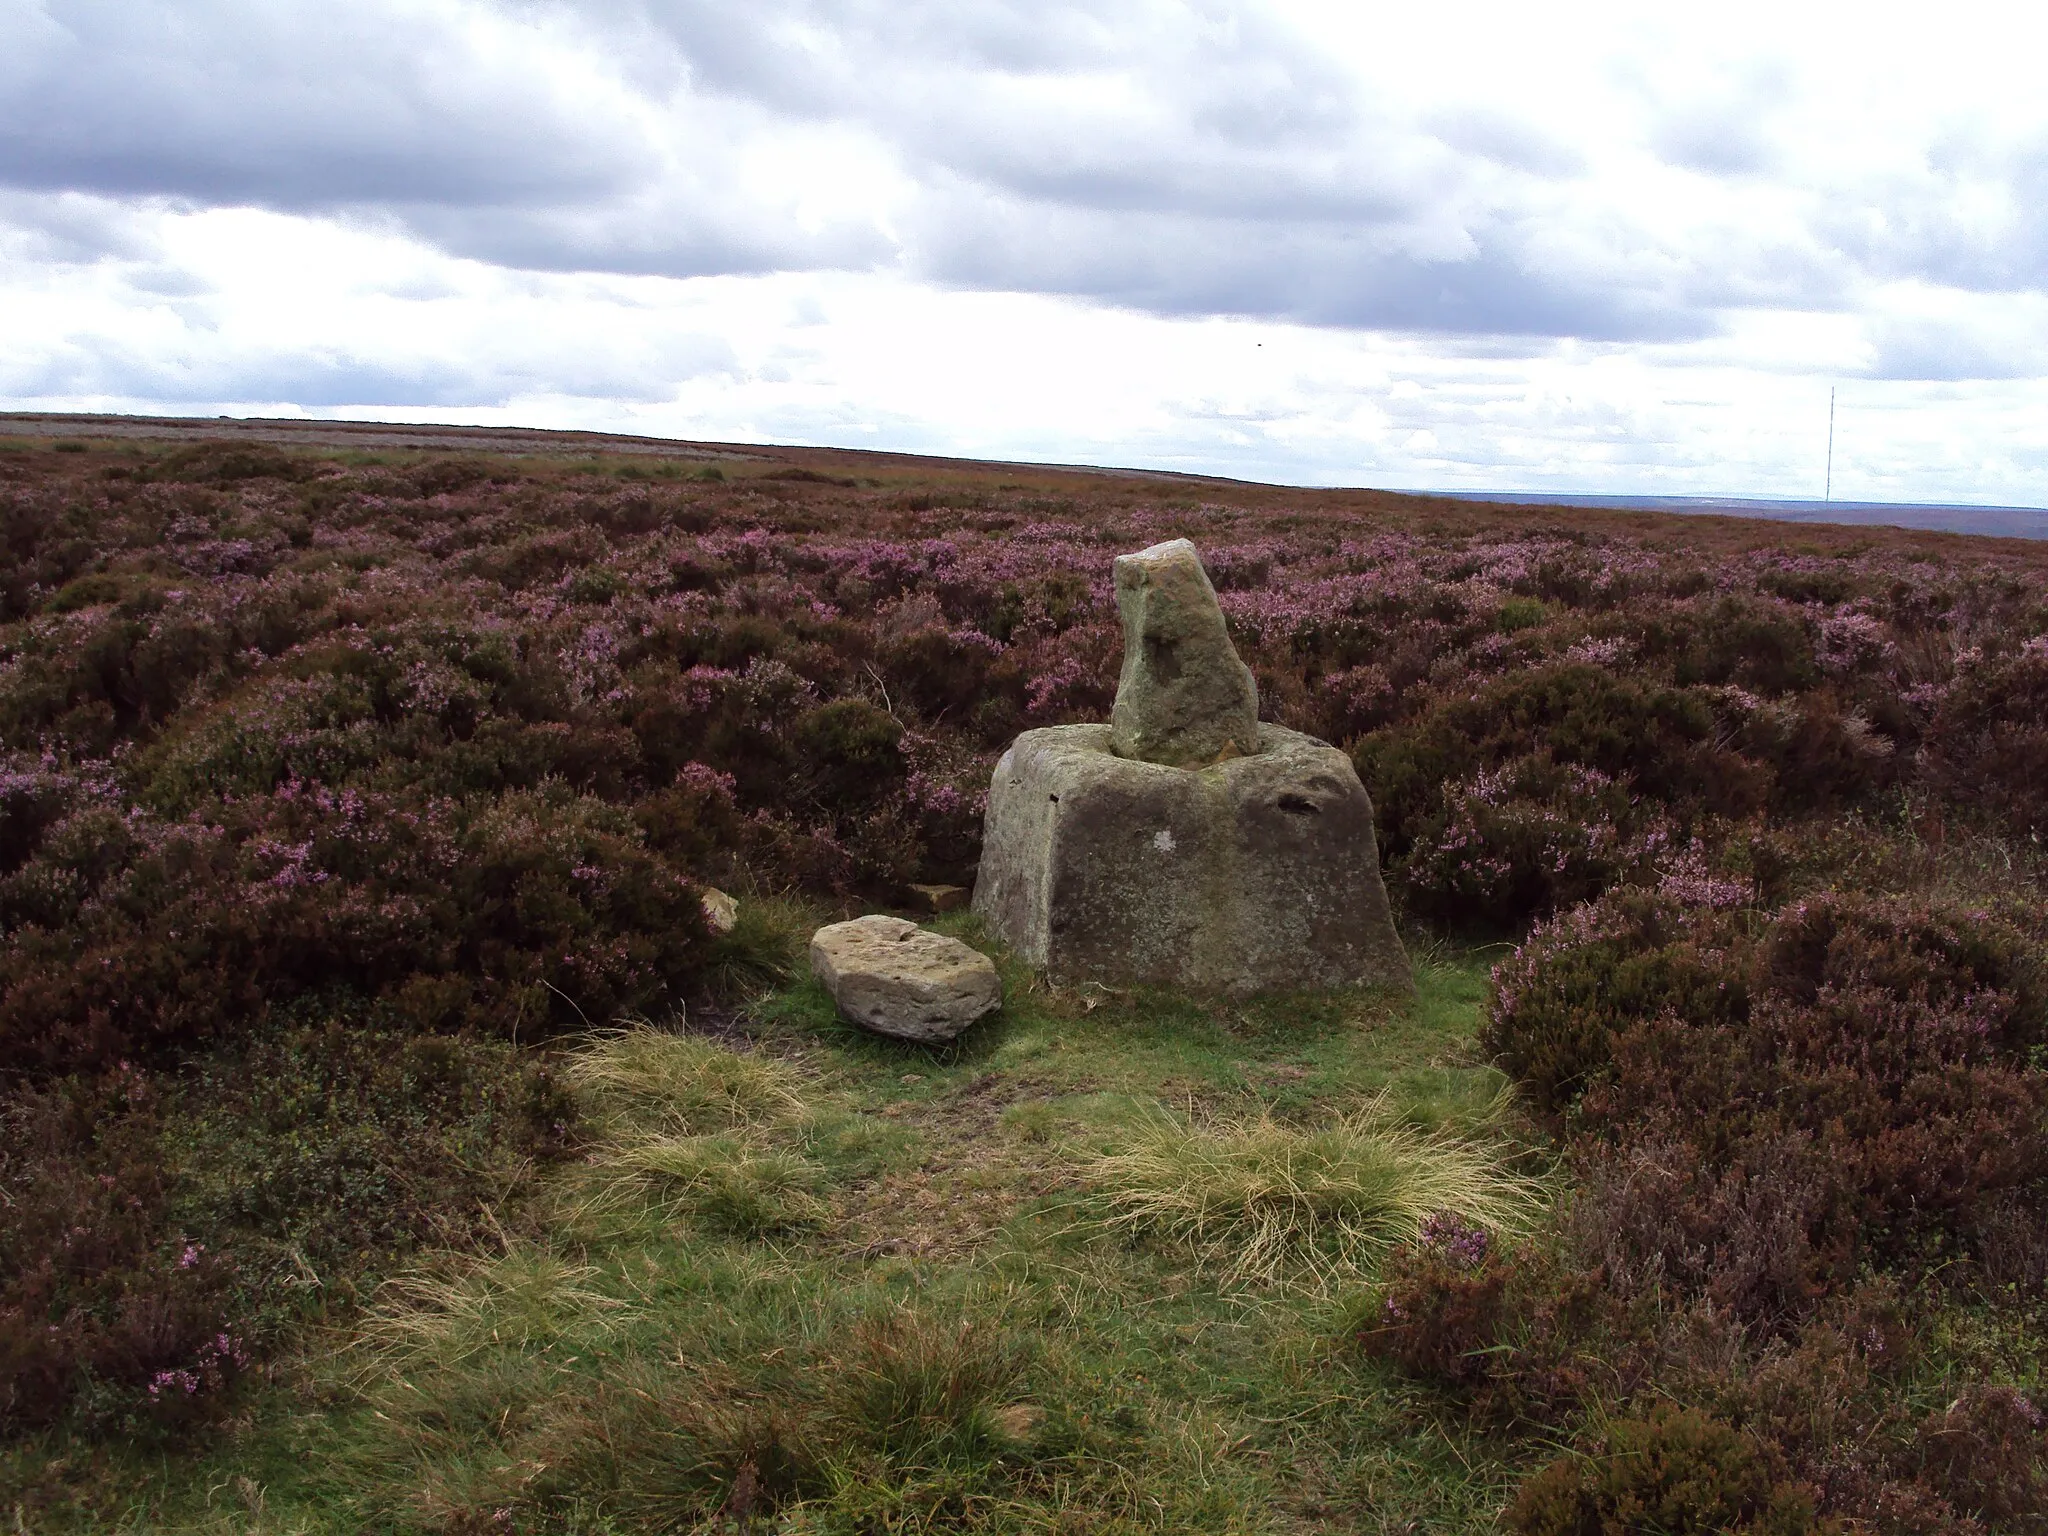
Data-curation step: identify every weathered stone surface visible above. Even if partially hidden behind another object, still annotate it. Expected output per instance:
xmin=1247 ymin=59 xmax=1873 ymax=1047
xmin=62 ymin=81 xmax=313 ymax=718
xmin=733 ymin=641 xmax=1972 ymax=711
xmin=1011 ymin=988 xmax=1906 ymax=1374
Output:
xmin=973 ymin=723 xmax=1410 ymax=996
xmin=1110 ymin=538 xmax=1260 ymax=767
xmin=908 ymin=882 xmax=970 ymax=915
xmin=701 ymin=887 xmax=739 ymax=936
xmin=809 ymin=915 xmax=1002 ymax=1042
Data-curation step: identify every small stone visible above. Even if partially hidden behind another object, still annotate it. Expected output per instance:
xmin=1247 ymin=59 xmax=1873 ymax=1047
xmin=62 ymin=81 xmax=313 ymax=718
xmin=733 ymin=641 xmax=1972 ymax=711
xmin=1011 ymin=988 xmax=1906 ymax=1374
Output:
xmin=989 ymin=1402 xmax=1044 ymax=1444
xmin=908 ymin=882 xmax=969 ymax=914
xmin=1110 ymin=538 xmax=1260 ymax=768
xmin=809 ymin=915 xmax=1002 ymax=1043
xmin=700 ymin=886 xmax=738 ymax=935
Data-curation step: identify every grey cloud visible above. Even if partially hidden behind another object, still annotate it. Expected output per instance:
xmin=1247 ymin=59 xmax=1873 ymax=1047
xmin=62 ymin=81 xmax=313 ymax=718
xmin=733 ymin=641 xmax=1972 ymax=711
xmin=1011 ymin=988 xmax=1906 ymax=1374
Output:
xmin=0 ymin=0 xmax=1739 ymax=341
xmin=1666 ymin=226 xmax=1846 ymax=312
xmin=618 ymin=0 xmax=1409 ymax=223
xmin=0 ymin=0 xmax=651 ymax=208
xmin=183 ymin=362 xmax=503 ymax=411
xmin=122 ymin=264 xmax=214 ymax=299
xmin=530 ymin=2 xmax=1695 ymax=338
xmin=906 ymin=178 xmax=1712 ymax=340
xmin=1651 ymin=107 xmax=1779 ymax=177
xmin=625 ymin=0 xmax=1223 ymax=118
xmin=847 ymin=5 xmax=1405 ymax=216
xmin=1428 ymin=110 xmax=1585 ymax=178
xmin=9 ymin=0 xmax=2048 ymax=357
xmin=0 ymin=189 xmax=166 ymax=264
xmin=401 ymin=173 xmax=898 ymax=281
xmin=1 ymin=313 xmax=741 ymax=407
xmin=1642 ymin=63 xmax=1793 ymax=176
xmin=1867 ymin=314 xmax=2048 ymax=381
xmin=1812 ymin=136 xmax=2048 ymax=294
xmin=1 ymin=341 xmax=495 ymax=408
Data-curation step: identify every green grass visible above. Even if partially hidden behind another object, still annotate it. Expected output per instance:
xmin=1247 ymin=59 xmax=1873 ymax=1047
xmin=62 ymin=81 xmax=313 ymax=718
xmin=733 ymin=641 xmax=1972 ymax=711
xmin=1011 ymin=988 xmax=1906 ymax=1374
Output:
xmin=3 ymin=940 xmax=1559 ymax=1533
xmin=1084 ymin=1095 xmax=1542 ymax=1291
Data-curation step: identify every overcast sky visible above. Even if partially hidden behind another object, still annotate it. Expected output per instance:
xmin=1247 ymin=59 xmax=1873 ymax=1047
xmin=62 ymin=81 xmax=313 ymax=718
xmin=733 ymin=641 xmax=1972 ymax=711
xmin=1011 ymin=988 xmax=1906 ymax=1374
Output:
xmin=5 ymin=1 xmax=2048 ymax=501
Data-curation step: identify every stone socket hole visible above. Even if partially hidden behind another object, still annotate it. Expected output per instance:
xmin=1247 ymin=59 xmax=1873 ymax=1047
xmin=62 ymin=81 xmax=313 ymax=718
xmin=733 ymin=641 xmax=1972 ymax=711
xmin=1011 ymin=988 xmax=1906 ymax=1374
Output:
xmin=1277 ymin=794 xmax=1319 ymax=816
xmin=1048 ymin=793 xmax=1059 ymax=803
xmin=1143 ymin=634 xmax=1184 ymax=683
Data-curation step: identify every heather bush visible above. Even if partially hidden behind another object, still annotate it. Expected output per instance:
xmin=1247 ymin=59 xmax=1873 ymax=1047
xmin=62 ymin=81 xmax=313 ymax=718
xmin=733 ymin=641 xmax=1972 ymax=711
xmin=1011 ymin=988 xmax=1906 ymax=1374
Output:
xmin=1355 ymin=1213 xmax=1611 ymax=1416
xmin=1923 ymin=649 xmax=2048 ymax=833
xmin=0 ymin=1068 xmax=239 ymax=1432
xmin=792 ymin=695 xmax=904 ymax=811
xmin=0 ymin=1025 xmax=572 ymax=1432
xmin=1916 ymin=1386 xmax=2048 ymax=1527
xmin=1659 ymin=593 xmax=1822 ymax=694
xmin=1505 ymin=1404 xmax=1830 ymax=1536
xmin=8 ymin=441 xmax=2047 ymax=950
xmin=1374 ymin=1237 xmax=2048 ymax=1532
xmin=1356 ymin=1214 xmax=1514 ymax=1391
xmin=1400 ymin=753 xmax=1673 ymax=929
xmin=1489 ymin=888 xmax=2048 ymax=1317
xmin=632 ymin=759 xmax=744 ymax=865
xmin=1355 ymin=664 xmax=1775 ymax=923
xmin=878 ymin=621 xmax=1024 ymax=742
xmin=12 ymin=437 xmax=2048 ymax=1509
xmin=139 ymin=442 xmax=313 ymax=487
xmin=0 ymin=772 xmax=716 ymax=1078
xmin=1467 ymin=881 xmax=2048 ymax=1529
xmin=1480 ymin=890 xmax=1745 ymax=1111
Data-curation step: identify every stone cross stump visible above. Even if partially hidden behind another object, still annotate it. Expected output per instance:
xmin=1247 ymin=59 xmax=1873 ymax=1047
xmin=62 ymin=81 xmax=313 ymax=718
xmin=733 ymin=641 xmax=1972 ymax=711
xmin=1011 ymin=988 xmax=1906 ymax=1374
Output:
xmin=973 ymin=538 xmax=1409 ymax=996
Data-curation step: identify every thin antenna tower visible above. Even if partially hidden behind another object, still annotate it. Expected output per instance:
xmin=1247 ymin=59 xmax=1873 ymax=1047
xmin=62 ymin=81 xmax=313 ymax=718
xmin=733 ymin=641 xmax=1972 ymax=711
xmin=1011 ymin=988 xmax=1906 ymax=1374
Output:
xmin=1825 ymin=386 xmax=1836 ymax=502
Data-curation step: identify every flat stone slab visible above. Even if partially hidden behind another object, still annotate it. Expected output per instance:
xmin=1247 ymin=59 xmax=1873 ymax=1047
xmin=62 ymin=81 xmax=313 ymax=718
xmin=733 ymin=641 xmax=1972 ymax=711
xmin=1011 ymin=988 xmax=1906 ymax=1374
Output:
xmin=908 ymin=882 xmax=970 ymax=915
xmin=973 ymin=723 xmax=1410 ymax=996
xmin=809 ymin=915 xmax=1002 ymax=1043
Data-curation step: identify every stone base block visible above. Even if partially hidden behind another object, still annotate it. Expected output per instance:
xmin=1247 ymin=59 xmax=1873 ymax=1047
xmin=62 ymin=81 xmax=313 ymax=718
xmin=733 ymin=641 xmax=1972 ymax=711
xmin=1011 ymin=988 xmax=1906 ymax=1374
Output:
xmin=972 ymin=723 xmax=1410 ymax=996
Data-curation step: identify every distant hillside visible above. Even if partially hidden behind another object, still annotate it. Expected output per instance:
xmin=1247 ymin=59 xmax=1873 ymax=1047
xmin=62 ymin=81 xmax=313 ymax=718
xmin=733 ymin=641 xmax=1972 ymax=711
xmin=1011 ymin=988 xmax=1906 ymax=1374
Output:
xmin=1440 ymin=489 xmax=2048 ymax=540
xmin=10 ymin=411 xmax=2044 ymax=542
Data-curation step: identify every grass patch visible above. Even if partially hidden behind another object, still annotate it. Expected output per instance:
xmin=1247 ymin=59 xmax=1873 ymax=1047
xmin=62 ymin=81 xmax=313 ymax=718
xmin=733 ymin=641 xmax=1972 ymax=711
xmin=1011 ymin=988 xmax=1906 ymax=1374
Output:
xmin=703 ymin=893 xmax=813 ymax=997
xmin=603 ymin=1135 xmax=825 ymax=1235
xmin=561 ymin=1027 xmax=806 ymax=1137
xmin=1086 ymin=1096 xmax=1544 ymax=1290
xmin=5 ymin=952 xmax=1551 ymax=1532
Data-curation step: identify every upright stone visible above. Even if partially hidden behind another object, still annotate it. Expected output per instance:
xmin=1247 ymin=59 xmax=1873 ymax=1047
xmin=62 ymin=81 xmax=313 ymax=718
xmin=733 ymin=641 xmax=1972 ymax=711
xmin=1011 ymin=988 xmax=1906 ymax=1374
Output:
xmin=974 ymin=538 xmax=1410 ymax=999
xmin=1110 ymin=539 xmax=1260 ymax=767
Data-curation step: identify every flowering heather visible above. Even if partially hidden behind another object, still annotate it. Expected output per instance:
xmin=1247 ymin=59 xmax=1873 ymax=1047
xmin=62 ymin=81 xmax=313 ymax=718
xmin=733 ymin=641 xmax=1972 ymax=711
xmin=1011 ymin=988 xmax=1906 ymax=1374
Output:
xmin=5 ymin=438 xmax=2048 ymax=1060
xmin=8 ymin=434 xmax=2048 ymax=1484
xmin=6 ymin=439 xmax=2048 ymax=1009
xmin=1417 ymin=1209 xmax=1492 ymax=1269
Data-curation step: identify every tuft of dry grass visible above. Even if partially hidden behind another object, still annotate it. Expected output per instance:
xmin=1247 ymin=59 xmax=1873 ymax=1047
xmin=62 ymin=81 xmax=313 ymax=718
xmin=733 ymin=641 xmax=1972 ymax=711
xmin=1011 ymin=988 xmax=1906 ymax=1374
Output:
xmin=830 ymin=1310 xmax=1029 ymax=1465
xmin=352 ymin=1247 xmax=629 ymax=1375
xmin=605 ymin=1133 xmax=825 ymax=1236
xmin=1086 ymin=1095 xmax=1545 ymax=1290
xmin=560 ymin=1029 xmax=832 ymax=1240
xmin=562 ymin=1027 xmax=806 ymax=1138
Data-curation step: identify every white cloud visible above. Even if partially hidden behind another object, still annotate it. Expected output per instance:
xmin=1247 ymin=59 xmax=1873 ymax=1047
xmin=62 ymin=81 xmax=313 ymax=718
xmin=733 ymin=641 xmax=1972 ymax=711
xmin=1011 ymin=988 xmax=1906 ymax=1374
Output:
xmin=5 ymin=0 xmax=2048 ymax=499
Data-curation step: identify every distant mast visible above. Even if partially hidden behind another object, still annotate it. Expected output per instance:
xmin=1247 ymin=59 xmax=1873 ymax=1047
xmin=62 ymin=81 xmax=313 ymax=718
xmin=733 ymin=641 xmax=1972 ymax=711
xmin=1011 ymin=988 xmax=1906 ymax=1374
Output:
xmin=1825 ymin=387 xmax=1836 ymax=502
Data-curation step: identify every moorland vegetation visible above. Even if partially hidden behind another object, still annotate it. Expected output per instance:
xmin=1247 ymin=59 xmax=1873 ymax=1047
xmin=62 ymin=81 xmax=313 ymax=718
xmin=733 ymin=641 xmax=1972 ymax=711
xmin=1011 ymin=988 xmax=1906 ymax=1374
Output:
xmin=3 ymin=430 xmax=2047 ymax=1531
